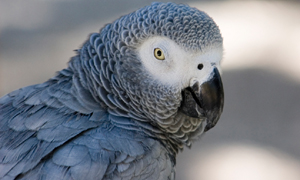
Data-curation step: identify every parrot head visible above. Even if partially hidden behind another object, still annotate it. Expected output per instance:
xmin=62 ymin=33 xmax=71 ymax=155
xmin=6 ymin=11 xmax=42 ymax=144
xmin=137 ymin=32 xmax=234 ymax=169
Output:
xmin=83 ymin=2 xmax=223 ymax=150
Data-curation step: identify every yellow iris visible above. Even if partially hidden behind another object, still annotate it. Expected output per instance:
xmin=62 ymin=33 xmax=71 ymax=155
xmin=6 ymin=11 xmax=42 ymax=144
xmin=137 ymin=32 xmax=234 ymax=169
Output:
xmin=154 ymin=48 xmax=165 ymax=60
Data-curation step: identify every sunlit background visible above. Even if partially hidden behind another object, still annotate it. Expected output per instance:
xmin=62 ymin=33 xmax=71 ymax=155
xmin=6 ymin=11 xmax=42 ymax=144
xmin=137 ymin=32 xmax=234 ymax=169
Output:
xmin=1 ymin=1 xmax=300 ymax=179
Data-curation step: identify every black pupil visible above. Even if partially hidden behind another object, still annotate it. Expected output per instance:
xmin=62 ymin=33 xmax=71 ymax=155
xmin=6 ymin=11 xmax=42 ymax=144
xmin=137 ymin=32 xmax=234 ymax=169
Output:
xmin=157 ymin=50 xmax=162 ymax=56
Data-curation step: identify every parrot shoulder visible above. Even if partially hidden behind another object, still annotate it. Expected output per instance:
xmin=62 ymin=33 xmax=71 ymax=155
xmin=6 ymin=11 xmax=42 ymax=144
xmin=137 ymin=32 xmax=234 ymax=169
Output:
xmin=0 ymin=71 xmax=106 ymax=179
xmin=19 ymin=124 xmax=175 ymax=180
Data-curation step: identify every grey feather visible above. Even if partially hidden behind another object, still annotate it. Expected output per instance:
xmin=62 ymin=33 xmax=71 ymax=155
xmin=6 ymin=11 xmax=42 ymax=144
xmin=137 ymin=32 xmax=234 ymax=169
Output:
xmin=52 ymin=144 xmax=88 ymax=167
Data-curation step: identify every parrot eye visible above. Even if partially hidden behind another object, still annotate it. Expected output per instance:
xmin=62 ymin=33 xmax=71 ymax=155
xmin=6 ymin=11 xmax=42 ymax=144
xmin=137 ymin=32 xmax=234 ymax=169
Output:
xmin=154 ymin=48 xmax=165 ymax=60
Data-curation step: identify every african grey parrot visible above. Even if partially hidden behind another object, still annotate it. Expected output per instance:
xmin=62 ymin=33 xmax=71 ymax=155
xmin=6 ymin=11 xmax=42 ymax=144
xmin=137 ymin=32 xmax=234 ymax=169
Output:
xmin=0 ymin=2 xmax=224 ymax=180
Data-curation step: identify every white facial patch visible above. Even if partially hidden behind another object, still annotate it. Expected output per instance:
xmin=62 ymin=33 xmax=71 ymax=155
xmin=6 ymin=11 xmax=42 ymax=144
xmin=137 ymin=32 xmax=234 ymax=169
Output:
xmin=137 ymin=36 xmax=223 ymax=89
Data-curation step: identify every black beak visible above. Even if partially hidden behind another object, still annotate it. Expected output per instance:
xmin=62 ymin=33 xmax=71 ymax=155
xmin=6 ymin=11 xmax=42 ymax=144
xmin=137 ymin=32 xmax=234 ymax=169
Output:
xmin=180 ymin=68 xmax=224 ymax=132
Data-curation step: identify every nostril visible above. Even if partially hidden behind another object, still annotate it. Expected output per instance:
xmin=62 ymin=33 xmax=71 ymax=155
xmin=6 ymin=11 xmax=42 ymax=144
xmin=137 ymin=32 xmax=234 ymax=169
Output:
xmin=197 ymin=64 xmax=204 ymax=70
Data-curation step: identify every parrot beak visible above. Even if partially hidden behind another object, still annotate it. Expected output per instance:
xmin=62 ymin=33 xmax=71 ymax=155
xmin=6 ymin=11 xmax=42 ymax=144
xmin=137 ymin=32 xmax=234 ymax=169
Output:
xmin=180 ymin=67 xmax=224 ymax=132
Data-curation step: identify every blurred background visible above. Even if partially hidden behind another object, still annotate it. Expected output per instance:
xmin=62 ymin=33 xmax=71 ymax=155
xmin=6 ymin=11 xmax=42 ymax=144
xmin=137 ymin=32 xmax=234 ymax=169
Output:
xmin=1 ymin=0 xmax=300 ymax=179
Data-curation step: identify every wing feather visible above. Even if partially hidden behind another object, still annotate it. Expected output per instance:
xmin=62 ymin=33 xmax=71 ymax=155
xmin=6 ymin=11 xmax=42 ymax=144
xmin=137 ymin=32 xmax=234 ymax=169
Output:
xmin=0 ymin=74 xmax=106 ymax=179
